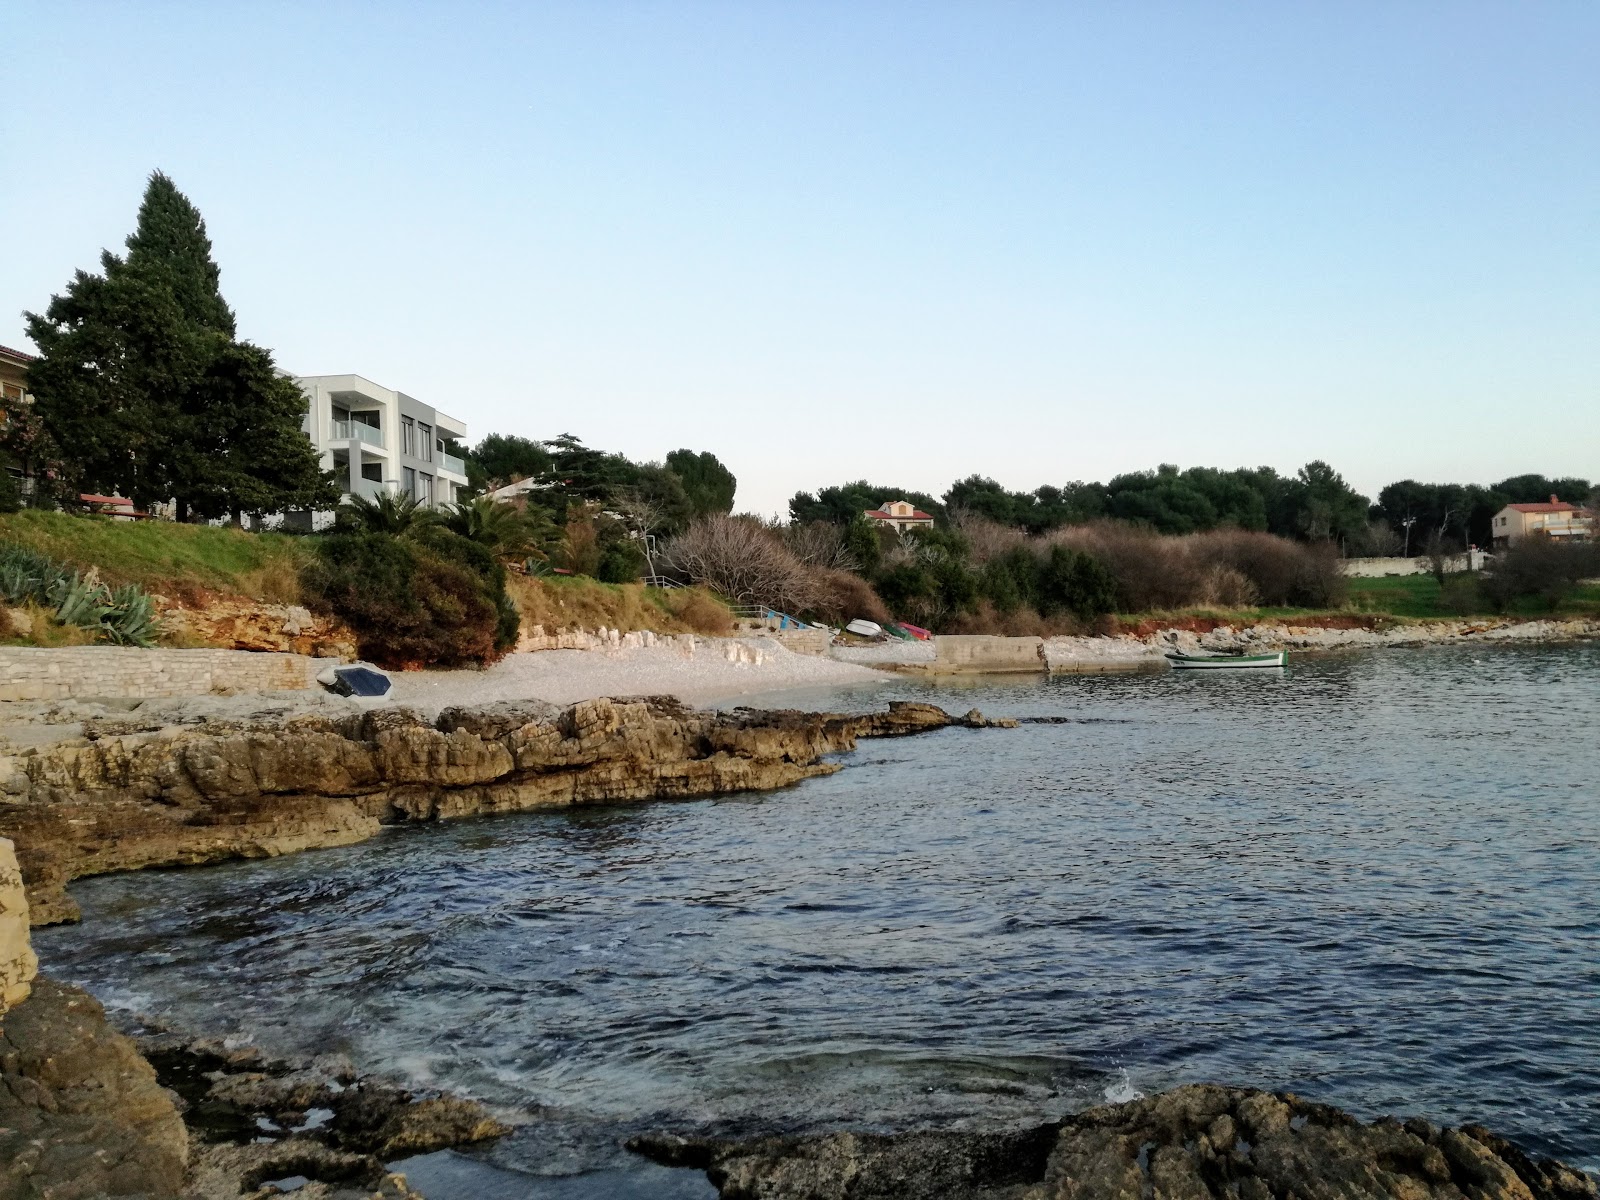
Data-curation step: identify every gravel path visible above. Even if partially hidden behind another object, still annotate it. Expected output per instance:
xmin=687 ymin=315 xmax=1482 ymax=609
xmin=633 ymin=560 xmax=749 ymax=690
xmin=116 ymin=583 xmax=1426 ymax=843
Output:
xmin=386 ymin=637 xmax=887 ymax=716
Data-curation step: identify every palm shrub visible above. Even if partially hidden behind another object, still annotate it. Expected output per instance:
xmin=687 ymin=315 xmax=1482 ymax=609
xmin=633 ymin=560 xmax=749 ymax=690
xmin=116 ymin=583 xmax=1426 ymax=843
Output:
xmin=336 ymin=491 xmax=437 ymax=537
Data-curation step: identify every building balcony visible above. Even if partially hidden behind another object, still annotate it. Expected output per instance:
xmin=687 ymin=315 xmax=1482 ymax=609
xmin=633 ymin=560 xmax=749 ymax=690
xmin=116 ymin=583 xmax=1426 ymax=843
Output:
xmin=350 ymin=477 xmax=398 ymax=502
xmin=333 ymin=420 xmax=385 ymax=449
xmin=439 ymin=452 xmax=467 ymax=477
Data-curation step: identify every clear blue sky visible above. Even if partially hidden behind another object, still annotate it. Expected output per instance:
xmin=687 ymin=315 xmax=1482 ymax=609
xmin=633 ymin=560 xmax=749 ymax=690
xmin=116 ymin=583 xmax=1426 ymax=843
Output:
xmin=5 ymin=2 xmax=1596 ymax=514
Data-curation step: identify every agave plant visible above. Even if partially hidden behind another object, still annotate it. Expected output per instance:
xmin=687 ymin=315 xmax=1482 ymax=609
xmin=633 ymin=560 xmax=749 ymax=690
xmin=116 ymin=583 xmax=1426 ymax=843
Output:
xmin=102 ymin=584 xmax=158 ymax=647
xmin=48 ymin=571 xmax=113 ymax=628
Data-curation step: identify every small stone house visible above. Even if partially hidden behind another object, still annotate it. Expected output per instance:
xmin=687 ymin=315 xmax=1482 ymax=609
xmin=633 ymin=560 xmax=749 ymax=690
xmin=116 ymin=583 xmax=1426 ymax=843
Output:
xmin=864 ymin=499 xmax=935 ymax=532
xmin=1490 ymin=496 xmax=1594 ymax=548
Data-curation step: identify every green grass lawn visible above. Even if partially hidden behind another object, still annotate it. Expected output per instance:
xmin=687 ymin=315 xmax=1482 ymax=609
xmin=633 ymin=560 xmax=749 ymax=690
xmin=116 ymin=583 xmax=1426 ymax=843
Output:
xmin=0 ymin=510 xmax=310 ymax=601
xmin=1346 ymin=572 xmax=1600 ymax=620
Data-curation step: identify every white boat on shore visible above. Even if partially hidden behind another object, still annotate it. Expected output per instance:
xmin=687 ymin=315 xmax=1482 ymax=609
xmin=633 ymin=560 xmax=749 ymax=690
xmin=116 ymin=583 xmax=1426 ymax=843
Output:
xmin=1164 ymin=650 xmax=1286 ymax=669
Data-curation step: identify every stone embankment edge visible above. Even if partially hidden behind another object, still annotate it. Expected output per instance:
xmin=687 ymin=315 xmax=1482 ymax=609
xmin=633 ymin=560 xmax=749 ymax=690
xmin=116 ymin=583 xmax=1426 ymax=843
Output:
xmin=829 ymin=618 xmax=1600 ymax=676
xmin=0 ymin=645 xmax=338 ymax=702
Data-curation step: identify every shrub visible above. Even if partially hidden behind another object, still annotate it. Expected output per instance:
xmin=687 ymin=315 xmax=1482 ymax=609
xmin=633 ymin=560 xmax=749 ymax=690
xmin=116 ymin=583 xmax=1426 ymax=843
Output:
xmin=303 ymin=532 xmax=504 ymax=668
xmin=811 ymin=567 xmax=891 ymax=625
xmin=665 ymin=515 xmax=822 ymax=613
xmin=1048 ymin=522 xmax=1345 ymax=611
xmin=1479 ymin=539 xmax=1599 ymax=612
xmin=663 ymin=588 xmax=735 ymax=635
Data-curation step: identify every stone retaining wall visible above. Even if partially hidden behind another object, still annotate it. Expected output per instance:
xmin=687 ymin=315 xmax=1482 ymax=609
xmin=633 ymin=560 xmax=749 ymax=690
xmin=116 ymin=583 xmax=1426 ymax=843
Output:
xmin=0 ymin=647 xmax=336 ymax=702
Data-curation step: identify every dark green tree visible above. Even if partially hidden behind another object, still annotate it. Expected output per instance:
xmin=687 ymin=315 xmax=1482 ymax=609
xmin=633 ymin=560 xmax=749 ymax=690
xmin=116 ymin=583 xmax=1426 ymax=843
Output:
xmin=789 ymin=481 xmax=944 ymax=526
xmin=25 ymin=171 xmax=331 ymax=518
xmin=470 ymin=433 xmax=553 ymax=488
xmin=665 ymin=449 xmax=737 ymax=516
xmin=123 ymin=170 xmax=236 ymax=337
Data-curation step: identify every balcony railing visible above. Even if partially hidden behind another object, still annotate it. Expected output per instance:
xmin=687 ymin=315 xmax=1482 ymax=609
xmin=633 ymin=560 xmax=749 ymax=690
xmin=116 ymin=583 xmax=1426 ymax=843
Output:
xmin=333 ymin=420 xmax=384 ymax=448
xmin=351 ymin=477 xmax=397 ymax=501
xmin=439 ymin=452 xmax=466 ymax=476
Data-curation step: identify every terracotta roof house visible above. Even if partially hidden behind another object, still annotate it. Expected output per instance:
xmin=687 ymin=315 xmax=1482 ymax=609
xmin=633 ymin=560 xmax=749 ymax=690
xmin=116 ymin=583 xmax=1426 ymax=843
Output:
xmin=864 ymin=499 xmax=935 ymax=532
xmin=1490 ymin=496 xmax=1594 ymax=548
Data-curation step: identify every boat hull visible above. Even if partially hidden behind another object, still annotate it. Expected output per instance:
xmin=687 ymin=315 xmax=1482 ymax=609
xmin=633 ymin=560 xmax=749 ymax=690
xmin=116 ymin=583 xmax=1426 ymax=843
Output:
xmin=1165 ymin=651 xmax=1286 ymax=669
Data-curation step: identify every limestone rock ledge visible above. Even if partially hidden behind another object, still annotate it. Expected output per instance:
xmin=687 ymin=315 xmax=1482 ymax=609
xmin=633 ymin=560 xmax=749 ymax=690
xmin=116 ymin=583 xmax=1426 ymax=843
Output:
xmin=0 ymin=837 xmax=37 ymax=1012
xmin=0 ymin=977 xmax=190 ymax=1200
xmin=632 ymin=1083 xmax=1598 ymax=1200
xmin=0 ymin=697 xmax=1012 ymax=924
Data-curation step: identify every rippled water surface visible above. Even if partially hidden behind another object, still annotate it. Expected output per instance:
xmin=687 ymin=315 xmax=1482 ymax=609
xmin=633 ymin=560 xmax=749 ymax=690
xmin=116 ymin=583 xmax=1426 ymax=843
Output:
xmin=37 ymin=644 xmax=1600 ymax=1193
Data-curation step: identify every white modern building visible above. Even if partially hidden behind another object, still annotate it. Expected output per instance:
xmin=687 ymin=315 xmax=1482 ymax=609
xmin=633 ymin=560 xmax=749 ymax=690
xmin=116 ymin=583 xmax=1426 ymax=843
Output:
xmin=295 ymin=374 xmax=469 ymax=508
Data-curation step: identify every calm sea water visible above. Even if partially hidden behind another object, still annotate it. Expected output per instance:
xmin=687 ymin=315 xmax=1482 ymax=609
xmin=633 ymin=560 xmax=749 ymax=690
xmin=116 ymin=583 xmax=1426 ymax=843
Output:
xmin=35 ymin=644 xmax=1600 ymax=1197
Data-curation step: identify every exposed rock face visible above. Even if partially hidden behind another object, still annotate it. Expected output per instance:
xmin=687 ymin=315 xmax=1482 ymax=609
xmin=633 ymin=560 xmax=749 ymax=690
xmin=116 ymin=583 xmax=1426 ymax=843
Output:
xmin=632 ymin=1084 xmax=1598 ymax=1200
xmin=157 ymin=596 xmax=358 ymax=660
xmin=137 ymin=1027 xmax=508 ymax=1198
xmin=0 ymin=977 xmax=190 ymax=1199
xmin=0 ymin=837 xmax=36 ymax=1013
xmin=0 ymin=698 xmax=1012 ymax=924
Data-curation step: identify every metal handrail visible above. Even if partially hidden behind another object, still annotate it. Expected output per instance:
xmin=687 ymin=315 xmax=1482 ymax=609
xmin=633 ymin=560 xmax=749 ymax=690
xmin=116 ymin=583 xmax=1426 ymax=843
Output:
xmin=642 ymin=574 xmax=683 ymax=589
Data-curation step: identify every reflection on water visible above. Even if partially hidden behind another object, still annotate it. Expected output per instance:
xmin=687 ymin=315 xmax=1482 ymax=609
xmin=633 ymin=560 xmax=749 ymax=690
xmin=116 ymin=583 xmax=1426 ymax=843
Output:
xmin=36 ymin=644 xmax=1600 ymax=1194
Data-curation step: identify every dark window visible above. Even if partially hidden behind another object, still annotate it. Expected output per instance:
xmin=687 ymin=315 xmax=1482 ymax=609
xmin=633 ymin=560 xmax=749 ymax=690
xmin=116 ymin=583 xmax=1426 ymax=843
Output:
xmin=418 ymin=423 xmax=432 ymax=461
xmin=401 ymin=417 xmax=416 ymax=456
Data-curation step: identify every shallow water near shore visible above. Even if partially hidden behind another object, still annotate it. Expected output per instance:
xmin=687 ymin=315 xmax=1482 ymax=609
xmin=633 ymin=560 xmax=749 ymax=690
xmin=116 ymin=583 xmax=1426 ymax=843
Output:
xmin=37 ymin=643 xmax=1600 ymax=1195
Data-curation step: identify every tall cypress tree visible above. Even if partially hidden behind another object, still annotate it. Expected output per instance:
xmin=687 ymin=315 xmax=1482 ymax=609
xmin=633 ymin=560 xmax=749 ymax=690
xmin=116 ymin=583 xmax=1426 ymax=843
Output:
xmin=25 ymin=171 xmax=335 ymax=519
xmin=123 ymin=171 xmax=236 ymax=338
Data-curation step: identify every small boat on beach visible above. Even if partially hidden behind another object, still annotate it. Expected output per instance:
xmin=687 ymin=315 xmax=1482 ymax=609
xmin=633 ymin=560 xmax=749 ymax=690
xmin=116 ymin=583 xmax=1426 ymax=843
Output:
xmin=1164 ymin=650 xmax=1286 ymax=669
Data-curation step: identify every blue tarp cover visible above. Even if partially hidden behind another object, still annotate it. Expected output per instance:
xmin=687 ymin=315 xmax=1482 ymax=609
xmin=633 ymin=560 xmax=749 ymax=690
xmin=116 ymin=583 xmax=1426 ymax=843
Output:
xmin=331 ymin=666 xmax=391 ymax=697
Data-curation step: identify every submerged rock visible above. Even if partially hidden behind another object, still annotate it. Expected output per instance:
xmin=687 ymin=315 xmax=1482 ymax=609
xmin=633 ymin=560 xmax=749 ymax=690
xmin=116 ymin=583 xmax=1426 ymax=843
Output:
xmin=0 ymin=697 xmax=1012 ymax=924
xmin=630 ymin=1083 xmax=1598 ymax=1200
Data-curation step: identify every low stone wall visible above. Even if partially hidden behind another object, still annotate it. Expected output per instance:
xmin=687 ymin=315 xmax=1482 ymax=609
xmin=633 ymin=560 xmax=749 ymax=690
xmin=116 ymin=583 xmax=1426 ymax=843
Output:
xmin=1341 ymin=552 xmax=1486 ymax=577
xmin=0 ymin=837 xmax=35 ymax=1015
xmin=0 ymin=647 xmax=336 ymax=702
xmin=918 ymin=635 xmax=1045 ymax=674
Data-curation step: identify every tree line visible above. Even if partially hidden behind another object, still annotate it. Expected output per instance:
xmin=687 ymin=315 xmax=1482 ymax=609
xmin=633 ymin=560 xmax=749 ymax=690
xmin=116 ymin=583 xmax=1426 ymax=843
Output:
xmin=791 ymin=464 xmax=1593 ymax=553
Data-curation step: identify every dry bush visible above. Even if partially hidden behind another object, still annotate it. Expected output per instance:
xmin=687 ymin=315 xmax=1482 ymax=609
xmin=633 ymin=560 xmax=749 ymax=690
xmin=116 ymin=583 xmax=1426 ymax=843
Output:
xmin=951 ymin=512 xmax=1027 ymax=565
xmin=1047 ymin=521 xmax=1345 ymax=611
xmin=783 ymin=521 xmax=859 ymax=573
xmin=811 ymin=567 xmax=891 ymax=625
xmin=663 ymin=588 xmax=735 ymax=635
xmin=1197 ymin=565 xmax=1261 ymax=608
xmin=237 ymin=557 xmax=303 ymax=605
xmin=1047 ymin=522 xmax=1202 ymax=610
xmin=944 ymin=599 xmax=1089 ymax=637
xmin=558 ymin=509 xmax=602 ymax=577
xmin=507 ymin=574 xmax=732 ymax=636
xmin=665 ymin=515 xmax=822 ymax=612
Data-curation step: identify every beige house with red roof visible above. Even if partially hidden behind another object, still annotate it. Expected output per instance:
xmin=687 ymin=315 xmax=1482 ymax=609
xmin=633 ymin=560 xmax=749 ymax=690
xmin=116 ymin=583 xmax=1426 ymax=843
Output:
xmin=1490 ymin=496 xmax=1593 ymax=548
xmin=864 ymin=499 xmax=935 ymax=532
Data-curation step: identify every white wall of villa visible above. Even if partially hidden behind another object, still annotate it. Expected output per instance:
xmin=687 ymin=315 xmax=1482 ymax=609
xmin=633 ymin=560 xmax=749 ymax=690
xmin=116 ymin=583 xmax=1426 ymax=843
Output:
xmin=296 ymin=374 xmax=469 ymax=508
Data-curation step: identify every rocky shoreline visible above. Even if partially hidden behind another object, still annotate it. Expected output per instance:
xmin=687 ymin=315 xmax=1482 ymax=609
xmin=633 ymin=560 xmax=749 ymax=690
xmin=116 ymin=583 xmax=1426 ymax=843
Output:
xmin=2 ymin=694 xmax=1598 ymax=1199
xmin=633 ymin=1083 xmax=1599 ymax=1200
xmin=0 ymin=695 xmax=1013 ymax=925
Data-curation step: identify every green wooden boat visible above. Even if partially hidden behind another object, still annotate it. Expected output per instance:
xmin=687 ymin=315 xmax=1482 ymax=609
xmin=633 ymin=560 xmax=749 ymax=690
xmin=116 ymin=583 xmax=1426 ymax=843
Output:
xmin=1164 ymin=650 xmax=1286 ymax=669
